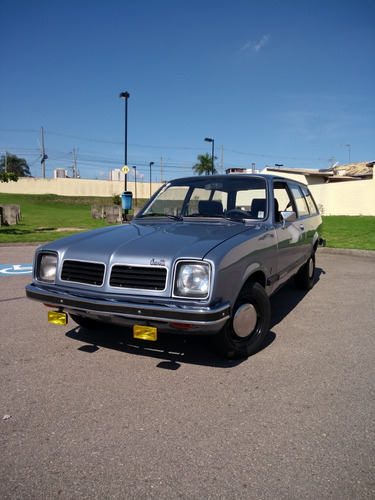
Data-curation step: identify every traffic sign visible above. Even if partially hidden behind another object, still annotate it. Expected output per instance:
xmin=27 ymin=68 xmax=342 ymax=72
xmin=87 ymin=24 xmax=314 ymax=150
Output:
xmin=121 ymin=165 xmax=130 ymax=174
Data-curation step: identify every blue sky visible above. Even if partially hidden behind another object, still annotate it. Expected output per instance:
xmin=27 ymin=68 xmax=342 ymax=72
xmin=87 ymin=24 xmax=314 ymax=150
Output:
xmin=1 ymin=0 xmax=374 ymax=182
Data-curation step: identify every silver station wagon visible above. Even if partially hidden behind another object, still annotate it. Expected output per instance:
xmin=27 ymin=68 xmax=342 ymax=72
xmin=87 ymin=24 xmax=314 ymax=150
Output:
xmin=26 ymin=174 xmax=325 ymax=359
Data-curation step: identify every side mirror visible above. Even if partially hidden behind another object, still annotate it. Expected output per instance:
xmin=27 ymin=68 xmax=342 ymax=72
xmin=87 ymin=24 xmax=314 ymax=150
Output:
xmin=280 ymin=211 xmax=296 ymax=223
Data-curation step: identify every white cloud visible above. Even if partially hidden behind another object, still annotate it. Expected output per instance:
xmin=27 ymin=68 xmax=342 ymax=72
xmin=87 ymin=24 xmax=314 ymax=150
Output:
xmin=241 ymin=35 xmax=270 ymax=53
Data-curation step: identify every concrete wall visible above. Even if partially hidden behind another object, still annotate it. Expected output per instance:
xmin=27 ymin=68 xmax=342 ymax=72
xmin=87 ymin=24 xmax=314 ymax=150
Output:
xmin=0 ymin=177 xmax=162 ymax=200
xmin=261 ymin=169 xmax=375 ymax=216
xmin=309 ymin=178 xmax=375 ymax=216
xmin=1 ymin=175 xmax=374 ymax=216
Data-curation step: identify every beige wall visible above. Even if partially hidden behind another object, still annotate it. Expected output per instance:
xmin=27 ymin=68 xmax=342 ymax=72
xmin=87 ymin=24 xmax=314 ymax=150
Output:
xmin=0 ymin=177 xmax=163 ymax=200
xmin=1 ymin=175 xmax=374 ymax=216
xmin=309 ymin=178 xmax=375 ymax=216
xmin=261 ymin=169 xmax=375 ymax=216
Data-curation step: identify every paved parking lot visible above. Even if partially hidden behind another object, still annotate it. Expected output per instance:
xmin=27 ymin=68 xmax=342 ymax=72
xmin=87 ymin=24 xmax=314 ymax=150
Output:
xmin=1 ymin=245 xmax=374 ymax=499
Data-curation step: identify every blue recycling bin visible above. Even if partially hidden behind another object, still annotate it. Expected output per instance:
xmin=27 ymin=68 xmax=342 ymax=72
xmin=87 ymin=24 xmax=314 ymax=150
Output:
xmin=121 ymin=191 xmax=132 ymax=210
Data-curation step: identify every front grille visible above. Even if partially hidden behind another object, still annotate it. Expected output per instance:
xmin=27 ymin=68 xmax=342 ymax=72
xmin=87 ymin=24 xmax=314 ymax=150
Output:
xmin=110 ymin=265 xmax=167 ymax=290
xmin=61 ymin=260 xmax=105 ymax=286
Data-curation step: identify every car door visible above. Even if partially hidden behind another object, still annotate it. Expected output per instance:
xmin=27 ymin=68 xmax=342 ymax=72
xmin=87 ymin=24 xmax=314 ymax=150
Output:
xmin=273 ymin=180 xmax=307 ymax=283
xmin=287 ymin=183 xmax=315 ymax=260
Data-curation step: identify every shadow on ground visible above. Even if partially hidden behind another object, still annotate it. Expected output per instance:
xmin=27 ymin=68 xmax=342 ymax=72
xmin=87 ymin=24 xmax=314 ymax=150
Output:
xmin=65 ymin=267 xmax=324 ymax=369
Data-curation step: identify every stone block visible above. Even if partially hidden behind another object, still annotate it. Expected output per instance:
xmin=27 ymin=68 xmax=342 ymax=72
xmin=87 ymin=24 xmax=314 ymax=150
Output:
xmin=0 ymin=204 xmax=21 ymax=225
xmin=91 ymin=205 xmax=104 ymax=219
xmin=105 ymin=205 xmax=122 ymax=223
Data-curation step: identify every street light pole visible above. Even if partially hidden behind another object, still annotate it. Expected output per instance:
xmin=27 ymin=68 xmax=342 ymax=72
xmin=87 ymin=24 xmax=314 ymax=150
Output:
xmin=119 ymin=92 xmax=130 ymax=191
xmin=149 ymin=162 xmax=154 ymax=197
xmin=204 ymin=137 xmax=215 ymax=174
xmin=132 ymin=166 xmax=137 ymax=208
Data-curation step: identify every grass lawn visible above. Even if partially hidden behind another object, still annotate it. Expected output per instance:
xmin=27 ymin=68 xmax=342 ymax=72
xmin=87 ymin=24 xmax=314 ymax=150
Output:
xmin=1 ymin=193 xmax=374 ymax=250
xmin=0 ymin=193 xmax=124 ymax=243
xmin=321 ymin=216 xmax=375 ymax=251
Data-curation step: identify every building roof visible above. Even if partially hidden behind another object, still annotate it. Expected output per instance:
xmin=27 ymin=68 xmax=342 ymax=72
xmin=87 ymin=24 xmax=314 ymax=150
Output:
xmin=265 ymin=161 xmax=374 ymax=182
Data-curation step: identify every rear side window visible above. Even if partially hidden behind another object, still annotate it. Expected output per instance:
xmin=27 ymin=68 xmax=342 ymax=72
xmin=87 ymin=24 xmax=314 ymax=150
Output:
xmin=289 ymin=185 xmax=309 ymax=217
xmin=301 ymin=186 xmax=318 ymax=215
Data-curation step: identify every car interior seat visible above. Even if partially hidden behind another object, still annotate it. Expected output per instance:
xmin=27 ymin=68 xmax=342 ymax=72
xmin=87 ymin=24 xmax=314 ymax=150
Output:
xmin=250 ymin=198 xmax=267 ymax=219
xmin=274 ymin=198 xmax=280 ymax=222
xmin=198 ymin=200 xmax=224 ymax=215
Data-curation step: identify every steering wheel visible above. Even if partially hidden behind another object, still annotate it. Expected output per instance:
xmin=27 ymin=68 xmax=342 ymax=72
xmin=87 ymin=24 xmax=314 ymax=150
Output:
xmin=225 ymin=209 xmax=249 ymax=218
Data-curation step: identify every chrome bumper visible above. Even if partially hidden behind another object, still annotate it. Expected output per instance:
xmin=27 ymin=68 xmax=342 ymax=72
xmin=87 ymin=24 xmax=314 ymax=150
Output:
xmin=25 ymin=284 xmax=230 ymax=327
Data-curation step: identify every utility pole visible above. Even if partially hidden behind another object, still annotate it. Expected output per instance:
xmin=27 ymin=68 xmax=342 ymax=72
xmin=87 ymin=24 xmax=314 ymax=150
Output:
xmin=72 ymin=148 xmax=77 ymax=178
xmin=346 ymin=144 xmax=351 ymax=164
xmin=41 ymin=126 xmax=47 ymax=178
xmin=220 ymin=146 xmax=223 ymax=174
xmin=160 ymin=157 xmax=163 ymax=183
xmin=5 ymin=150 xmax=8 ymax=172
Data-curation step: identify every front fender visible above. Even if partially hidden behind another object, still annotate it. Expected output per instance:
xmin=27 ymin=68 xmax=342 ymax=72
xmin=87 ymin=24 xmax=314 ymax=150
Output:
xmin=207 ymin=228 xmax=276 ymax=307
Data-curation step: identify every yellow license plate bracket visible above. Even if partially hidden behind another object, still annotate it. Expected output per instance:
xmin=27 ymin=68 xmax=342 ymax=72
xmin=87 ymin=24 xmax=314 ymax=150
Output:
xmin=133 ymin=325 xmax=157 ymax=341
xmin=48 ymin=310 xmax=68 ymax=326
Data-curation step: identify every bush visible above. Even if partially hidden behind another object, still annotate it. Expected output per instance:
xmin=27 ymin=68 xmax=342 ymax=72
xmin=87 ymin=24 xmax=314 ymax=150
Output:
xmin=112 ymin=194 xmax=121 ymax=206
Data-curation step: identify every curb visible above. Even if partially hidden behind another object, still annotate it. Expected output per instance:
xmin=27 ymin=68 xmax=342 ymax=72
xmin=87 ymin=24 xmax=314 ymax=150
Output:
xmin=0 ymin=242 xmax=48 ymax=247
xmin=318 ymin=247 xmax=375 ymax=259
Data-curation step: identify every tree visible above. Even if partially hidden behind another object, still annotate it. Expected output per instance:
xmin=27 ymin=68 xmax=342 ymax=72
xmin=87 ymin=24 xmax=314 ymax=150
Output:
xmin=0 ymin=153 xmax=32 ymax=178
xmin=192 ymin=153 xmax=218 ymax=175
xmin=0 ymin=172 xmax=18 ymax=183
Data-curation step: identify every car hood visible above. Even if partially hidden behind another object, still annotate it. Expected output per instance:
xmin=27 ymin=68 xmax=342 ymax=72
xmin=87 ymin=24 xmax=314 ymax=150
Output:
xmin=40 ymin=220 xmax=263 ymax=267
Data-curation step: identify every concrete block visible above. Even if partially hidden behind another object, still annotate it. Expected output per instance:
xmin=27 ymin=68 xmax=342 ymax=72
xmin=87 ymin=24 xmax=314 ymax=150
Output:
xmin=105 ymin=205 xmax=122 ymax=223
xmin=0 ymin=204 xmax=21 ymax=225
xmin=91 ymin=205 xmax=104 ymax=219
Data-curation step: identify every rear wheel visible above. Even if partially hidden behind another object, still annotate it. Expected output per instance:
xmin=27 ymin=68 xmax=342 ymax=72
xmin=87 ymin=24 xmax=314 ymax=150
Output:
xmin=215 ymin=282 xmax=271 ymax=359
xmin=295 ymin=252 xmax=316 ymax=290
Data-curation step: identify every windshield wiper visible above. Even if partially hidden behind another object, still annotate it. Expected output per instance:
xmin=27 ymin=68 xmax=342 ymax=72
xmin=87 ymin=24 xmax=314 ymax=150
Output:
xmin=187 ymin=213 xmax=226 ymax=218
xmin=186 ymin=213 xmax=246 ymax=223
xmin=139 ymin=213 xmax=183 ymax=221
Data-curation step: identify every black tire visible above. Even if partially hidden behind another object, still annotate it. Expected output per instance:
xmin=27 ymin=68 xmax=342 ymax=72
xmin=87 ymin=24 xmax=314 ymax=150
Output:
xmin=215 ymin=282 xmax=271 ymax=359
xmin=295 ymin=252 xmax=316 ymax=290
xmin=69 ymin=313 xmax=105 ymax=331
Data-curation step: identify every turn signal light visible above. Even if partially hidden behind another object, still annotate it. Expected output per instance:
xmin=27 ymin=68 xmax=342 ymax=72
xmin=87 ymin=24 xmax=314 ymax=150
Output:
xmin=170 ymin=322 xmax=194 ymax=330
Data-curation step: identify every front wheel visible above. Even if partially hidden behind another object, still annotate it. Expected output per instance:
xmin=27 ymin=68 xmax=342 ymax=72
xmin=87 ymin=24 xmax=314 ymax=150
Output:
xmin=215 ymin=282 xmax=271 ymax=359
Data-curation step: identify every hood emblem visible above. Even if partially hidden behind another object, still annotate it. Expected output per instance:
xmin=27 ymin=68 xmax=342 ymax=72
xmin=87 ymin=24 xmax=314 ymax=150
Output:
xmin=150 ymin=258 xmax=166 ymax=266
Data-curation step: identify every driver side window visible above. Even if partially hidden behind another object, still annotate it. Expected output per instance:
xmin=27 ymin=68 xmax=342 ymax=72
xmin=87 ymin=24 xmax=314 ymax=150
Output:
xmin=273 ymin=182 xmax=296 ymax=222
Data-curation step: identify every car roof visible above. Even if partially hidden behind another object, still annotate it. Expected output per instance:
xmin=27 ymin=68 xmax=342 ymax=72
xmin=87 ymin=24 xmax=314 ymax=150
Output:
xmin=167 ymin=173 xmax=308 ymax=187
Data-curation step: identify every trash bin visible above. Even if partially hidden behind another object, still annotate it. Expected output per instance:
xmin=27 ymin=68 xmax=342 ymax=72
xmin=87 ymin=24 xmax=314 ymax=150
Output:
xmin=121 ymin=191 xmax=132 ymax=210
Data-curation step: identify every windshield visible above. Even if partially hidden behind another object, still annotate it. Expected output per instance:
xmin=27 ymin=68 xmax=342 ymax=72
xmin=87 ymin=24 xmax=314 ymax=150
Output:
xmin=137 ymin=175 xmax=268 ymax=220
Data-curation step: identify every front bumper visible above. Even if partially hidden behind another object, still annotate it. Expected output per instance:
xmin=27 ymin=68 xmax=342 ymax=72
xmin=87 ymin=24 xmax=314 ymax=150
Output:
xmin=25 ymin=284 xmax=230 ymax=331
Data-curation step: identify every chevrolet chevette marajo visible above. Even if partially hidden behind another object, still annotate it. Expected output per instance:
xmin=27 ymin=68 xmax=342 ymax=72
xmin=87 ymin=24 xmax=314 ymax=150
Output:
xmin=26 ymin=174 xmax=325 ymax=359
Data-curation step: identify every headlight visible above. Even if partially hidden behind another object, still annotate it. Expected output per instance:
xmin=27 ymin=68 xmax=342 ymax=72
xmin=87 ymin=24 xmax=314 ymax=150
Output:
xmin=174 ymin=262 xmax=210 ymax=298
xmin=37 ymin=253 xmax=57 ymax=283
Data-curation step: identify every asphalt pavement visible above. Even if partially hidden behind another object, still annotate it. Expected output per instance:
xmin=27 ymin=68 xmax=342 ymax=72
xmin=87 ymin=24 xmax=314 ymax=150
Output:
xmin=1 ymin=245 xmax=374 ymax=499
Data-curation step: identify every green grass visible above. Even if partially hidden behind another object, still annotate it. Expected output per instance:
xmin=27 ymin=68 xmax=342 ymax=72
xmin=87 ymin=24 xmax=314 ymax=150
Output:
xmin=321 ymin=216 xmax=375 ymax=251
xmin=0 ymin=193 xmax=133 ymax=243
xmin=1 ymin=193 xmax=374 ymax=250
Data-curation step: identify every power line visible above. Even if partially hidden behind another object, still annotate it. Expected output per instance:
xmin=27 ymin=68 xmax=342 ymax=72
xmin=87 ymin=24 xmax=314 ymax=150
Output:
xmin=1 ymin=127 xmax=329 ymax=161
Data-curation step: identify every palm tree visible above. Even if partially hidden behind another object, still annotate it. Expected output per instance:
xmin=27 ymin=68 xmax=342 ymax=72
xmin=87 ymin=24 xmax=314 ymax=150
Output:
xmin=0 ymin=154 xmax=32 ymax=177
xmin=192 ymin=153 xmax=218 ymax=175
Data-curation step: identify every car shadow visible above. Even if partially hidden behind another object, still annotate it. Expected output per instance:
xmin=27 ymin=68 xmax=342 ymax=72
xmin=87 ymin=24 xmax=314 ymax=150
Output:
xmin=66 ymin=325 xmax=246 ymax=369
xmin=65 ymin=266 xmax=324 ymax=368
xmin=270 ymin=266 xmax=324 ymax=328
